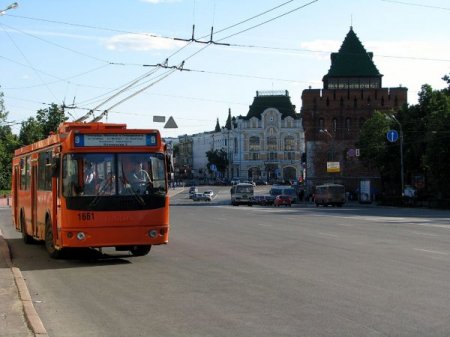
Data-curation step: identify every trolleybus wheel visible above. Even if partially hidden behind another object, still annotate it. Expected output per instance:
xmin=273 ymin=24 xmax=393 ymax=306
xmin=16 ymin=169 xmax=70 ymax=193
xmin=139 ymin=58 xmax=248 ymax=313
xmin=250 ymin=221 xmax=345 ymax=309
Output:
xmin=130 ymin=245 xmax=151 ymax=256
xmin=20 ymin=211 xmax=34 ymax=244
xmin=45 ymin=218 xmax=62 ymax=259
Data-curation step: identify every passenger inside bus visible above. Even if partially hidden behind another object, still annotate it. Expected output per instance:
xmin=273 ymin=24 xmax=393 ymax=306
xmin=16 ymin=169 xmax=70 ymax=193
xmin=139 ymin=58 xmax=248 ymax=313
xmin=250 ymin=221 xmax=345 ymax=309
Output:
xmin=98 ymin=172 xmax=116 ymax=195
xmin=84 ymin=162 xmax=96 ymax=194
xmin=122 ymin=159 xmax=152 ymax=194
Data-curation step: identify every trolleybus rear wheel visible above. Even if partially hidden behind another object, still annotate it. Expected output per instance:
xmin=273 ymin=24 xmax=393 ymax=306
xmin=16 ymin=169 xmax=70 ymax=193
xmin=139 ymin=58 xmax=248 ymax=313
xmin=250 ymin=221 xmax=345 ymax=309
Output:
xmin=20 ymin=211 xmax=34 ymax=244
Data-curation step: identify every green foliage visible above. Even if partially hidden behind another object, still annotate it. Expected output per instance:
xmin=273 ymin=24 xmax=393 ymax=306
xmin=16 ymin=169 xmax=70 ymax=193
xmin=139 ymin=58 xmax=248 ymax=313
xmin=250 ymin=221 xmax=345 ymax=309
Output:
xmin=0 ymin=90 xmax=20 ymax=189
xmin=19 ymin=117 xmax=44 ymax=145
xmin=206 ymin=149 xmax=229 ymax=175
xmin=359 ymin=74 xmax=450 ymax=203
xmin=0 ymin=91 xmax=67 ymax=189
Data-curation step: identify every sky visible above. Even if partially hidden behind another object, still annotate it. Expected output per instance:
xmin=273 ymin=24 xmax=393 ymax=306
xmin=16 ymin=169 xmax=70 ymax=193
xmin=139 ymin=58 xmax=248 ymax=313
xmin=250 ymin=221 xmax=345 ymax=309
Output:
xmin=1 ymin=0 xmax=449 ymax=138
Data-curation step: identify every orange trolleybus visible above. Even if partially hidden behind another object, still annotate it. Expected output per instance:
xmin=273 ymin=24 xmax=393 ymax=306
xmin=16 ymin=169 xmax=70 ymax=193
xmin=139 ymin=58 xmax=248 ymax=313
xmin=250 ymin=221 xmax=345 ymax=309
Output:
xmin=11 ymin=122 xmax=172 ymax=258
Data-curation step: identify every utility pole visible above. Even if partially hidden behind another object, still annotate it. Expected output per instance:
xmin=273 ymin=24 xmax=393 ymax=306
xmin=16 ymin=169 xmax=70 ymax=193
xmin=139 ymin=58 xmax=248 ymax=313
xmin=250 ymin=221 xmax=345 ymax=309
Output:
xmin=388 ymin=115 xmax=405 ymax=196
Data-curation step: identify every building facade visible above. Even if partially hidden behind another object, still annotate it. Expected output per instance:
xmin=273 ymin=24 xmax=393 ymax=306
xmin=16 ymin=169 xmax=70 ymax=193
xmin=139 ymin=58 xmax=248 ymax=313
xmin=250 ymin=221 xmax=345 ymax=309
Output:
xmin=301 ymin=27 xmax=408 ymax=195
xmin=231 ymin=90 xmax=305 ymax=183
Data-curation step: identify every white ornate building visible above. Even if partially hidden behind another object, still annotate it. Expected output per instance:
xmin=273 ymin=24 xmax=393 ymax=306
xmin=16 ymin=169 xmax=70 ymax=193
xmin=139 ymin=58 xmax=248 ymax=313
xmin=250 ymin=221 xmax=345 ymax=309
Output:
xmin=229 ymin=91 xmax=304 ymax=183
xmin=176 ymin=91 xmax=305 ymax=183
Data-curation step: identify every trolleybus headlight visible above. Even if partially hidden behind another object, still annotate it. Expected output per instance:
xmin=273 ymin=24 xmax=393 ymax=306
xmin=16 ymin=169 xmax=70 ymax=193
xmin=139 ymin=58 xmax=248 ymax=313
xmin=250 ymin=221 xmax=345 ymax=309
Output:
xmin=148 ymin=230 xmax=157 ymax=238
xmin=76 ymin=232 xmax=86 ymax=240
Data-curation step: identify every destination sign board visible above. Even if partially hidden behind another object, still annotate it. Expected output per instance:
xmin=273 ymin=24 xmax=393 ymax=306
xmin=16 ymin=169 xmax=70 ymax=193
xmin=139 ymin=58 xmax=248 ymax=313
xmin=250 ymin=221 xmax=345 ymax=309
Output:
xmin=74 ymin=134 xmax=157 ymax=147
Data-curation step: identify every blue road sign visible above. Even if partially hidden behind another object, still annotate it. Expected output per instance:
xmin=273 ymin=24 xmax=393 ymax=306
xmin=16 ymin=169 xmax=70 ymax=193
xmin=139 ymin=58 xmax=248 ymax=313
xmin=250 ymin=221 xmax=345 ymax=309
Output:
xmin=386 ymin=129 xmax=399 ymax=143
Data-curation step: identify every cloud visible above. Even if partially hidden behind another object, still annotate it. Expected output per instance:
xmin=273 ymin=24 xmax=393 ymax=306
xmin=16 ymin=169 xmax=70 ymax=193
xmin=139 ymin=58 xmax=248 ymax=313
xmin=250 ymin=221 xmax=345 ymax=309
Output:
xmin=104 ymin=33 xmax=186 ymax=51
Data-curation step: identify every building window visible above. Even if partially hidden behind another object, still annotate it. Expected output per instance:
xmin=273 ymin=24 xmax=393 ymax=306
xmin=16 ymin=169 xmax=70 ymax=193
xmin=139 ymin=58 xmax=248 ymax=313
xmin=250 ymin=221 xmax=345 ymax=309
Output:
xmin=234 ymin=138 xmax=238 ymax=154
xmin=285 ymin=152 xmax=295 ymax=160
xmin=319 ymin=118 xmax=324 ymax=131
xmin=267 ymin=136 xmax=277 ymax=151
xmin=284 ymin=136 xmax=295 ymax=151
xmin=251 ymin=152 xmax=260 ymax=160
xmin=249 ymin=136 xmax=260 ymax=151
xmin=269 ymin=152 xmax=277 ymax=160
xmin=332 ymin=118 xmax=337 ymax=132
xmin=346 ymin=118 xmax=351 ymax=132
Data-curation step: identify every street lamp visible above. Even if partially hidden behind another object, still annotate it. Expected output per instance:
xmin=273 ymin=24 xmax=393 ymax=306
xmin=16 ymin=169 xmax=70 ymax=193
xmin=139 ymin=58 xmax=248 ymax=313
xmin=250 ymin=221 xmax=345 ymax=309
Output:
xmin=0 ymin=2 xmax=18 ymax=15
xmin=320 ymin=129 xmax=337 ymax=182
xmin=387 ymin=114 xmax=405 ymax=196
xmin=320 ymin=129 xmax=334 ymax=160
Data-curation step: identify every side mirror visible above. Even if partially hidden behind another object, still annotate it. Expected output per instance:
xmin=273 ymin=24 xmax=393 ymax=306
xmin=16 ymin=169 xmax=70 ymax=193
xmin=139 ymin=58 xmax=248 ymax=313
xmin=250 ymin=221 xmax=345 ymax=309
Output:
xmin=166 ymin=154 xmax=174 ymax=174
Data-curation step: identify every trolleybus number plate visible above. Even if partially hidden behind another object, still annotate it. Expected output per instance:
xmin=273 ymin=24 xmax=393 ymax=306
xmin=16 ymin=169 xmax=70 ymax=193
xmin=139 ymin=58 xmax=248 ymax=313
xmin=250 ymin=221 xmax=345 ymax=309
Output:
xmin=78 ymin=212 xmax=95 ymax=221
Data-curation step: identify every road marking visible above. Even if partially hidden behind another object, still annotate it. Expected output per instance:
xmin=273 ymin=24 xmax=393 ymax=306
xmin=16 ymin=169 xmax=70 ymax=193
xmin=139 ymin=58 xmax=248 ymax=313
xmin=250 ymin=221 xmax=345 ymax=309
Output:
xmin=411 ymin=231 xmax=439 ymax=237
xmin=414 ymin=248 xmax=449 ymax=255
xmin=317 ymin=232 xmax=339 ymax=238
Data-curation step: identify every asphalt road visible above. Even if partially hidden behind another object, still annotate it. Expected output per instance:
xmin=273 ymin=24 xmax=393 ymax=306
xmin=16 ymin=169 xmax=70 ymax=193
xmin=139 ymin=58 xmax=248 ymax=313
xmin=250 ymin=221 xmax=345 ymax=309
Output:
xmin=2 ymin=188 xmax=450 ymax=337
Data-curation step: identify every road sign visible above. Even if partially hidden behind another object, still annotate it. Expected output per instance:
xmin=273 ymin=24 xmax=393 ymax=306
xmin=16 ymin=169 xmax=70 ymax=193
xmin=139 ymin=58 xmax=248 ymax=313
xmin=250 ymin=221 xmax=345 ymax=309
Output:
xmin=327 ymin=161 xmax=340 ymax=173
xmin=386 ymin=130 xmax=399 ymax=142
xmin=164 ymin=116 xmax=178 ymax=128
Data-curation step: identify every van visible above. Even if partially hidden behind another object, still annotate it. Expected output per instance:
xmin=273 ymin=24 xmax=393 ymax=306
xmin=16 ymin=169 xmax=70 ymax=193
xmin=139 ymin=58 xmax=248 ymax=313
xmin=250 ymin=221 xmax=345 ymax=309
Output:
xmin=314 ymin=184 xmax=345 ymax=207
xmin=269 ymin=185 xmax=298 ymax=203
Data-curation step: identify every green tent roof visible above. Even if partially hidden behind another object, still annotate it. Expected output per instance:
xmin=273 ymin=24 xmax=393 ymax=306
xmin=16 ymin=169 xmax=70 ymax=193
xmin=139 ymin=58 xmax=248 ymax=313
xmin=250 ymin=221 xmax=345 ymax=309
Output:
xmin=244 ymin=91 xmax=298 ymax=120
xmin=324 ymin=27 xmax=382 ymax=79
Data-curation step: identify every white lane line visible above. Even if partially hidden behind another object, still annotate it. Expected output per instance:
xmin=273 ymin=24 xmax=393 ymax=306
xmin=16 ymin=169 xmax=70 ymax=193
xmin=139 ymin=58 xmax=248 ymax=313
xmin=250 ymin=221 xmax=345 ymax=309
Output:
xmin=317 ymin=232 xmax=339 ymax=238
xmin=411 ymin=231 xmax=439 ymax=237
xmin=414 ymin=248 xmax=449 ymax=255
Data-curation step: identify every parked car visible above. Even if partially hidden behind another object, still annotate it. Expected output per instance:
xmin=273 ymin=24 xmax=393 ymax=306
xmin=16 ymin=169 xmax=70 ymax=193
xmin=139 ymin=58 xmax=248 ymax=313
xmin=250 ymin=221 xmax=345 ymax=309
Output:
xmin=251 ymin=195 xmax=266 ymax=205
xmin=274 ymin=195 xmax=292 ymax=207
xmin=203 ymin=190 xmax=214 ymax=198
xmin=192 ymin=193 xmax=211 ymax=201
xmin=252 ymin=195 xmax=275 ymax=206
xmin=255 ymin=179 xmax=268 ymax=185
xmin=270 ymin=186 xmax=298 ymax=203
xmin=189 ymin=186 xmax=198 ymax=195
xmin=231 ymin=178 xmax=240 ymax=185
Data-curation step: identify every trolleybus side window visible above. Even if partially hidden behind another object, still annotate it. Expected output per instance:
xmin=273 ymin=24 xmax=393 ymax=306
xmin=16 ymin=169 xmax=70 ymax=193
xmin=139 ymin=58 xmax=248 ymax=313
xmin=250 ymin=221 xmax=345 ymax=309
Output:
xmin=20 ymin=156 xmax=31 ymax=190
xmin=38 ymin=151 xmax=52 ymax=191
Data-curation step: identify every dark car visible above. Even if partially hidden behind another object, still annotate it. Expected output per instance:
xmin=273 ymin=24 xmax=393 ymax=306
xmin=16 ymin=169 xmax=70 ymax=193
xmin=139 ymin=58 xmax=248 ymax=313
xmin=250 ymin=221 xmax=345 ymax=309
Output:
xmin=251 ymin=195 xmax=275 ymax=206
xmin=274 ymin=195 xmax=292 ymax=207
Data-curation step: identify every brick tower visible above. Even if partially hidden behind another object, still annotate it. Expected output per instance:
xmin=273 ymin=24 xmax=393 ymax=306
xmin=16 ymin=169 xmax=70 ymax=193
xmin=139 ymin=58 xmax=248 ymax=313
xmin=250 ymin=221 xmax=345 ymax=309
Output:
xmin=301 ymin=27 xmax=407 ymax=197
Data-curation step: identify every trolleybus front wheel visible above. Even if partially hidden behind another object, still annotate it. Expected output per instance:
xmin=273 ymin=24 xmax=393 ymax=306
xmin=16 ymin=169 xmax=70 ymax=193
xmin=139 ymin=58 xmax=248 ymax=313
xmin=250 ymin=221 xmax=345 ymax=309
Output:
xmin=130 ymin=245 xmax=151 ymax=256
xmin=45 ymin=218 xmax=62 ymax=259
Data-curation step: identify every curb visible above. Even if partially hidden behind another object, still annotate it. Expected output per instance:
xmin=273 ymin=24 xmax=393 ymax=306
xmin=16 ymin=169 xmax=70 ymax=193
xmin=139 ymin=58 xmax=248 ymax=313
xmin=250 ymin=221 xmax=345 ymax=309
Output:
xmin=0 ymin=230 xmax=49 ymax=337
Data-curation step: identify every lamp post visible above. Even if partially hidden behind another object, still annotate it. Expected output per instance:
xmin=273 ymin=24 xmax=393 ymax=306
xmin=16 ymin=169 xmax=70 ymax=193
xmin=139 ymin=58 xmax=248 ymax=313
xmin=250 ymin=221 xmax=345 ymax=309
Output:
xmin=319 ymin=129 xmax=334 ymax=159
xmin=388 ymin=115 xmax=405 ymax=196
xmin=0 ymin=2 xmax=18 ymax=15
xmin=320 ymin=128 xmax=336 ymax=182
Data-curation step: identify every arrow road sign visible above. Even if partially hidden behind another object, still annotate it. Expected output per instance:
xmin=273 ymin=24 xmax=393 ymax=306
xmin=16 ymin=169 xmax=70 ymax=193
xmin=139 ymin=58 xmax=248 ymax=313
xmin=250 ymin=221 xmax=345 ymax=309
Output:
xmin=386 ymin=130 xmax=399 ymax=143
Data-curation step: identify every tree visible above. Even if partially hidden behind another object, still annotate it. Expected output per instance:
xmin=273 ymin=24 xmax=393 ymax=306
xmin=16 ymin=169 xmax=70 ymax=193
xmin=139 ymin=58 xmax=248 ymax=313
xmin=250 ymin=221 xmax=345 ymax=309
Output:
xmin=214 ymin=118 xmax=221 ymax=132
xmin=18 ymin=103 xmax=67 ymax=146
xmin=19 ymin=117 xmax=44 ymax=145
xmin=0 ymin=90 xmax=19 ymax=190
xmin=205 ymin=149 xmax=229 ymax=177
xmin=358 ymin=111 xmax=398 ymax=192
xmin=359 ymin=75 xmax=450 ymax=205
xmin=225 ymin=108 xmax=232 ymax=130
xmin=36 ymin=103 xmax=67 ymax=138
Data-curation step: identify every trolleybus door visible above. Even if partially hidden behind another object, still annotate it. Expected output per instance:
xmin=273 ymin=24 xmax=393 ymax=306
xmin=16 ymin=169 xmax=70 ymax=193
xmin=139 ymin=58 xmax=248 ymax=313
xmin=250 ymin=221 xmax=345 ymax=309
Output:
xmin=31 ymin=165 xmax=37 ymax=237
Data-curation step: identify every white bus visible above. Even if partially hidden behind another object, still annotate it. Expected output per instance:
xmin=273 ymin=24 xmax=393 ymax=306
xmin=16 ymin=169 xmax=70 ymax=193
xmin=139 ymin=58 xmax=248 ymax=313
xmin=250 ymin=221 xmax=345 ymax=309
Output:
xmin=230 ymin=183 xmax=254 ymax=206
xmin=314 ymin=183 xmax=345 ymax=207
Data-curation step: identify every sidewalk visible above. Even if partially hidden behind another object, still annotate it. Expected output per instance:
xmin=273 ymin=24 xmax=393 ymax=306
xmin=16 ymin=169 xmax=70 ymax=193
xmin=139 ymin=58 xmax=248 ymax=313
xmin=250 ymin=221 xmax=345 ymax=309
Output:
xmin=0 ymin=206 xmax=48 ymax=336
